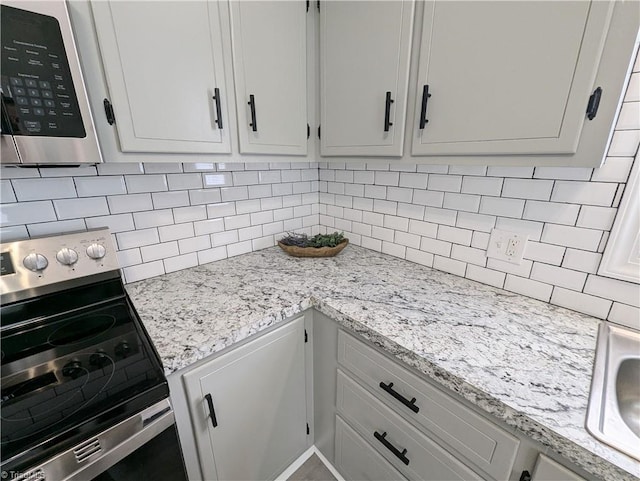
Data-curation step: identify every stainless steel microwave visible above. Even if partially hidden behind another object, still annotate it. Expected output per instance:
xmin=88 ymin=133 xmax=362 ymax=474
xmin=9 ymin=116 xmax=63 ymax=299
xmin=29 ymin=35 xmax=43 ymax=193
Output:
xmin=0 ymin=0 xmax=102 ymax=165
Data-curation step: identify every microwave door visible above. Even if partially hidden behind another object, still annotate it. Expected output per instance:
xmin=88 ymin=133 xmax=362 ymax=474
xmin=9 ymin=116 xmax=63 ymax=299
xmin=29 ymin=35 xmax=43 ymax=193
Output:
xmin=0 ymin=94 xmax=21 ymax=164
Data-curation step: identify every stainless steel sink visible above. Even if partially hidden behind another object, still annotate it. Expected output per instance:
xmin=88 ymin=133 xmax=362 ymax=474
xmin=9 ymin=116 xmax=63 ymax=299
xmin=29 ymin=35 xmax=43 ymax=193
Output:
xmin=586 ymin=322 xmax=640 ymax=461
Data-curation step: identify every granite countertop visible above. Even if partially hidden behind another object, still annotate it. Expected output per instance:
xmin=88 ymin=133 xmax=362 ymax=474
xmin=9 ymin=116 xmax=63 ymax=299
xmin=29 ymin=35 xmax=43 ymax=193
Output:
xmin=126 ymin=246 xmax=640 ymax=481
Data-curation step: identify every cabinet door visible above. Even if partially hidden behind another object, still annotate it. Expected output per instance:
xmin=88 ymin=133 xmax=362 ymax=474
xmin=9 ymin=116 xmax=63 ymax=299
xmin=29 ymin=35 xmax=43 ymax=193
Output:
xmin=91 ymin=1 xmax=231 ymax=153
xmin=531 ymin=454 xmax=587 ymax=481
xmin=320 ymin=1 xmax=414 ymax=157
xmin=412 ymin=1 xmax=614 ymax=156
xmin=229 ymin=1 xmax=307 ymax=155
xmin=183 ymin=318 xmax=308 ymax=481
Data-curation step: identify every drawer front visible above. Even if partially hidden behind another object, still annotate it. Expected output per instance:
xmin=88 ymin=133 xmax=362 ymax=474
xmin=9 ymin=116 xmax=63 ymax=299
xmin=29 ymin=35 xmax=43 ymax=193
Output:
xmin=337 ymin=369 xmax=481 ymax=481
xmin=337 ymin=330 xmax=519 ymax=480
xmin=335 ymin=415 xmax=407 ymax=481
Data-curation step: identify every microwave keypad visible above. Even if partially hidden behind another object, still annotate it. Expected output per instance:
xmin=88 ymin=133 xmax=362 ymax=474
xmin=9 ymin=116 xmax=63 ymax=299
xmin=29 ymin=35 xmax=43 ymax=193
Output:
xmin=1 ymin=5 xmax=86 ymax=138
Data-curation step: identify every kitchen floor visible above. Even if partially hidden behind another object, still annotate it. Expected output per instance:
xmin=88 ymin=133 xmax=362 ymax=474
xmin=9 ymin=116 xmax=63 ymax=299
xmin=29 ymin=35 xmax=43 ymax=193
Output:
xmin=287 ymin=454 xmax=337 ymax=481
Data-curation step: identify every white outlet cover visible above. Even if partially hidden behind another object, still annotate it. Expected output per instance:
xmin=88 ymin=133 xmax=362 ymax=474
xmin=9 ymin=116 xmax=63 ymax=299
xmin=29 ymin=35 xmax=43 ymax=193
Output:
xmin=486 ymin=229 xmax=529 ymax=264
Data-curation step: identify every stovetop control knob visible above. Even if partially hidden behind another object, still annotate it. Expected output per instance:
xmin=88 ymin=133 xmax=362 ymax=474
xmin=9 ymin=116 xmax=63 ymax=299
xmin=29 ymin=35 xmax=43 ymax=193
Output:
xmin=115 ymin=341 xmax=131 ymax=358
xmin=62 ymin=360 xmax=84 ymax=379
xmin=56 ymin=247 xmax=79 ymax=266
xmin=86 ymin=243 xmax=106 ymax=260
xmin=90 ymin=350 xmax=110 ymax=368
xmin=23 ymin=253 xmax=48 ymax=272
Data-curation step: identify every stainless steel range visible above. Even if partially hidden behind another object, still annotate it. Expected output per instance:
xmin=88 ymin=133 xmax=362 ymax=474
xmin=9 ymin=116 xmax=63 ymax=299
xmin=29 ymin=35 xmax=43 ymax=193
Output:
xmin=0 ymin=229 xmax=186 ymax=480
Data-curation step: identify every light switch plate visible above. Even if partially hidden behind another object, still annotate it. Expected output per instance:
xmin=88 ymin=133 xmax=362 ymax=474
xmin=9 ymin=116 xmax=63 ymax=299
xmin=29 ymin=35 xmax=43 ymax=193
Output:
xmin=486 ymin=229 xmax=528 ymax=264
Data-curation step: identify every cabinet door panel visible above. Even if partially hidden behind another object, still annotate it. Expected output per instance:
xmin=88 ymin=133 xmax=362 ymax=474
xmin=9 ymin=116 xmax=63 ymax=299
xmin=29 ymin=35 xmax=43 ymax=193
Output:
xmin=413 ymin=1 xmax=613 ymax=156
xmin=230 ymin=1 xmax=307 ymax=155
xmin=183 ymin=318 xmax=307 ymax=481
xmin=320 ymin=1 xmax=414 ymax=157
xmin=531 ymin=454 xmax=587 ymax=481
xmin=91 ymin=1 xmax=231 ymax=153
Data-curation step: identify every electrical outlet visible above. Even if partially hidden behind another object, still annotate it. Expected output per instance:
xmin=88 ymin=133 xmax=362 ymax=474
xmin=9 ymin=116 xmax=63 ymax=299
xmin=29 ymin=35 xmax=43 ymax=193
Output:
xmin=486 ymin=229 xmax=529 ymax=264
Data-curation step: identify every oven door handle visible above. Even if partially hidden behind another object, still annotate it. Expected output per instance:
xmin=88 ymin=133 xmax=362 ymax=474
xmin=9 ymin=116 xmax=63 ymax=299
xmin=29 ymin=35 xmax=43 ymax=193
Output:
xmin=204 ymin=393 xmax=218 ymax=428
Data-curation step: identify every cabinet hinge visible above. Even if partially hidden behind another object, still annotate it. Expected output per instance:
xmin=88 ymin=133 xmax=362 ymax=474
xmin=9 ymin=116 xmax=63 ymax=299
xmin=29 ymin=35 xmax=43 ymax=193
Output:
xmin=103 ymin=98 xmax=115 ymax=125
xmin=317 ymin=0 xmax=320 ymax=11
xmin=317 ymin=125 xmax=321 ymax=140
xmin=519 ymin=471 xmax=531 ymax=481
xmin=307 ymin=123 xmax=310 ymax=139
xmin=306 ymin=0 xmax=309 ymax=12
xmin=304 ymin=329 xmax=308 ymax=343
xmin=586 ymin=86 xmax=603 ymax=120
xmin=306 ymin=423 xmax=310 ymax=435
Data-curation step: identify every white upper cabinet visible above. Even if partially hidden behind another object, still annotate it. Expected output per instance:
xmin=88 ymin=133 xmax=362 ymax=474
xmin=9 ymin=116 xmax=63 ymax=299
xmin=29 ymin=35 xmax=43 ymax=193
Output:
xmin=90 ymin=1 xmax=231 ymax=154
xmin=229 ymin=1 xmax=307 ymax=156
xmin=320 ymin=1 xmax=415 ymax=157
xmin=412 ymin=1 xmax=615 ymax=157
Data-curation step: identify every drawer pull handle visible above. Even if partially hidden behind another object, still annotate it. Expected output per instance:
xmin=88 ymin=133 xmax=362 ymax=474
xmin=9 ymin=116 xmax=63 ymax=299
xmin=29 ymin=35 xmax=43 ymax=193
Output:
xmin=204 ymin=393 xmax=218 ymax=428
xmin=212 ymin=88 xmax=223 ymax=130
xmin=419 ymin=84 xmax=431 ymax=129
xmin=248 ymin=94 xmax=258 ymax=132
xmin=384 ymin=91 xmax=394 ymax=132
xmin=379 ymin=381 xmax=420 ymax=413
xmin=374 ymin=431 xmax=410 ymax=465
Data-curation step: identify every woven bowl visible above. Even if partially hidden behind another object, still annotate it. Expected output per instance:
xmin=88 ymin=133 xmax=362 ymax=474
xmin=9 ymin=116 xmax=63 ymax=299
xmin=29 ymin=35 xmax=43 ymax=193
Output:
xmin=277 ymin=239 xmax=349 ymax=258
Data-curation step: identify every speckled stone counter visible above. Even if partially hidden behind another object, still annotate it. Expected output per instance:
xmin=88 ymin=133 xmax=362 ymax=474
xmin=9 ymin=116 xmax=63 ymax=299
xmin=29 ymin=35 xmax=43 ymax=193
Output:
xmin=126 ymin=246 xmax=639 ymax=481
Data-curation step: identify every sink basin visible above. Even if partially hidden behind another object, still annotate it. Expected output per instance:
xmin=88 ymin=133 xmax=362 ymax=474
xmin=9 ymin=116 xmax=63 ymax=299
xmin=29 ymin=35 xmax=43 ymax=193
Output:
xmin=586 ymin=322 xmax=640 ymax=461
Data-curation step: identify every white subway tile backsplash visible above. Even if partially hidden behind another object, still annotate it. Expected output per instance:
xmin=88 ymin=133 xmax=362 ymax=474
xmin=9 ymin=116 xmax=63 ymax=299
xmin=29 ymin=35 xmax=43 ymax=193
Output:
xmin=364 ymin=185 xmax=387 ymax=199
xmin=524 ymin=241 xmax=565 ymax=265
xmin=27 ymin=219 xmax=86 ymax=237
xmin=54 ymin=197 xmax=109 ymax=220
xmin=625 ymin=72 xmax=640 ymax=102
xmin=228 ymin=240 xmax=253 ymax=257
xmin=451 ymin=244 xmax=486 ymax=266
xmin=433 ymin=256 xmax=466 ymax=276
xmin=352 ymin=222 xmax=372 ymax=237
xmin=394 ymin=231 xmax=421 ymax=249
xmin=375 ymin=171 xmax=399 ymax=186
xmin=591 ymin=157 xmax=634 ymax=182
xmin=366 ymin=162 xmax=390 ymax=171
xmin=551 ymin=288 xmax=612 ymax=319
xmin=437 ymin=225 xmax=472 ymax=246
xmin=125 ymin=174 xmax=168 ymax=193
xmin=252 ymin=235 xmax=275 ymax=251
xmin=541 ymin=224 xmax=602 ymax=251
xmin=233 ymin=171 xmax=260 ymax=185
xmin=382 ymin=241 xmax=406 ymax=258
xmin=203 ymin=173 xmax=233 ymax=187
xmin=487 ymin=166 xmax=534 ymax=178
xmin=551 ymin=181 xmax=617 ymax=206
xmin=117 ymin=228 xmax=159 ymax=250
xmin=501 ymin=179 xmax=553 ymax=201
xmin=86 ymin=213 xmax=134 ymax=234
xmin=143 ymin=163 xmax=182 ymax=174
xmin=0 ymin=225 xmax=28 ymax=241
xmin=193 ymin=219 xmax=224 ymax=237
xmin=116 ymin=248 xmax=142 ymax=268
xmin=75 ymin=176 xmax=126 ymax=197
xmin=272 ymin=183 xmax=294 ymax=196
xmin=607 ymin=130 xmax=640 ymax=157
xmin=389 ymin=163 xmax=417 ymax=172
xmin=562 ymin=249 xmax=601 ymax=274
xmin=399 ymin=173 xmax=428 ymax=189
xmin=160 ymin=222 xmax=196 ymax=242
xmin=344 ymin=183 xmax=365 ymax=197
xmin=164 ymin=253 xmax=199 ymax=273
xmin=13 ymin=178 xmax=76 ymax=201
xmin=1 ymin=181 xmax=16 ymax=203
xmin=465 ymin=265 xmax=505 ymax=288
xmin=281 ymin=170 xmax=302 ymax=183
xmin=133 ymin=209 xmax=174 ymax=229
xmin=416 ymin=165 xmax=448 ymax=174
xmin=424 ymin=207 xmax=457 ymax=226
xmin=576 ymin=206 xmax=617 ymax=230
xmin=189 ymin=189 xmax=222 ymax=206
xmin=1 ymin=167 xmax=40 ymax=179
xmin=198 ymin=245 xmax=228 ymax=264
xmin=259 ymin=171 xmax=281 ymax=184
xmin=353 ymin=171 xmax=375 ymax=184
xmin=248 ymin=184 xmax=273 ymax=199
xmin=167 ymin=173 xmax=203 ymax=190
xmin=387 ymin=187 xmax=413 ymax=203
xmin=479 ymin=197 xmax=525 ymax=218
xmin=443 ymin=192 xmax=480 ymax=212
xmin=221 ymin=186 xmax=249 ymax=202
xmin=531 ymin=263 xmax=587 ymax=291
xmin=123 ymin=261 xmax=165 ymax=283
xmin=455 ymin=212 xmax=496 ymax=233
xmin=207 ymin=202 xmax=236 ymax=219
xmin=141 ymin=241 xmax=179 ymax=262
xmin=533 ymin=167 xmax=592 ymax=181
xmin=212 ymin=230 xmax=239 ymax=246
xmin=413 ymin=190 xmax=444 ymax=207
xmin=448 ymin=165 xmax=487 ymax=176
xmin=373 ymin=199 xmax=397 ymax=215
xmin=224 ymin=214 xmax=251 ymax=230
xmin=461 ymin=176 xmax=503 ymax=196
xmin=108 ymin=193 xmax=153 ymax=214
xmin=504 ymin=275 xmax=552 ymax=302
xmin=173 ymin=205 xmax=207 ymax=223
xmin=494 ymin=218 xmax=543 ymax=241
xmin=397 ymin=203 xmax=425 ymax=220
xmin=408 ymin=219 xmax=437 ymax=238
xmin=40 ymin=166 xmax=97 ymax=178
xmin=178 ymin=235 xmax=211 ymax=253
xmin=608 ymin=303 xmax=640 ymax=330
xmin=522 ymin=200 xmax=579 ymax=225
xmin=215 ymin=162 xmax=245 ymax=171
xmin=335 ymin=170 xmax=354 ymax=183
xmin=471 ymin=231 xmax=491 ymax=250
xmin=420 ymin=237 xmax=452 ymax=257
xmin=97 ymin=163 xmax=144 ymax=175
xmin=274 ymin=207 xmax=294 ymax=222
xmin=361 ymin=236 xmax=382 ymax=252
xmin=383 ymin=215 xmax=409 ymax=232
xmin=405 ymin=248 xmax=434 ymax=267
xmin=261 ymin=197 xmax=283 ymax=211
xmin=371 ymin=226 xmax=394 ymax=242
xmin=487 ymin=258 xmax=533 ymax=277
xmin=584 ymin=275 xmax=640 ymax=307
xmin=616 ymin=101 xmax=640 ymax=130
xmin=612 ymin=184 xmax=625 ymax=208
xmin=427 ymin=174 xmax=462 ymax=192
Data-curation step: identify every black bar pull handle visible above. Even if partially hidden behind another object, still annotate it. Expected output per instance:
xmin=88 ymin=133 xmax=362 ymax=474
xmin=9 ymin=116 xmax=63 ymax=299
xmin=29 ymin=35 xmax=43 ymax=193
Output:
xmin=212 ymin=88 xmax=223 ymax=130
xmin=374 ymin=431 xmax=410 ymax=465
xmin=248 ymin=94 xmax=257 ymax=132
xmin=586 ymin=86 xmax=602 ymax=120
xmin=379 ymin=381 xmax=420 ymax=413
xmin=419 ymin=84 xmax=431 ymax=129
xmin=384 ymin=91 xmax=394 ymax=132
xmin=204 ymin=393 xmax=218 ymax=428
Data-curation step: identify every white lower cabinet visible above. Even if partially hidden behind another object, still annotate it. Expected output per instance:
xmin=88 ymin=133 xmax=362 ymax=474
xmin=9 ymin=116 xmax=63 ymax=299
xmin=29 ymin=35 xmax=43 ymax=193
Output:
xmin=531 ymin=454 xmax=588 ymax=481
xmin=181 ymin=317 xmax=309 ymax=481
